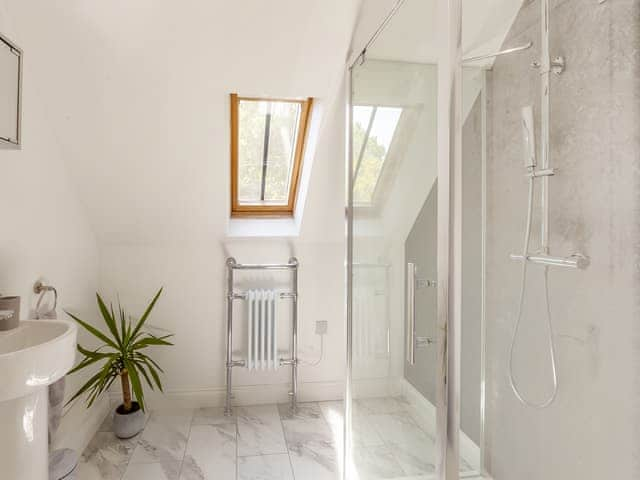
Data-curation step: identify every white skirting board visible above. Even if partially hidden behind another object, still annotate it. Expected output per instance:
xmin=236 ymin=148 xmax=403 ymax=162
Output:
xmin=108 ymin=380 xmax=346 ymax=410
xmin=107 ymin=377 xmax=402 ymax=411
xmin=400 ymin=377 xmax=482 ymax=474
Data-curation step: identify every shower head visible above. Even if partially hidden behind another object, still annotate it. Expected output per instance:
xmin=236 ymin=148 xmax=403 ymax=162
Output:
xmin=521 ymin=105 xmax=536 ymax=169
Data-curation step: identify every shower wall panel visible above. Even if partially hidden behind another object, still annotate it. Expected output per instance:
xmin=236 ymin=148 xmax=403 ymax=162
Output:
xmin=484 ymin=0 xmax=639 ymax=478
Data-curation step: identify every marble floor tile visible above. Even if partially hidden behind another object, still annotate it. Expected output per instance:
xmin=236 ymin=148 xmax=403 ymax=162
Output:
xmin=238 ymin=454 xmax=294 ymax=480
xmin=459 ymin=456 xmax=474 ymax=472
xmin=97 ymin=410 xmax=116 ymax=433
xmin=388 ymin=440 xmax=437 ymax=476
xmin=98 ymin=408 xmax=150 ymax=433
xmin=179 ymin=424 xmax=236 ymax=480
xmin=129 ymin=409 xmax=193 ymax=464
xmin=318 ymin=400 xmax=385 ymax=447
xmin=317 ymin=400 xmax=344 ymax=421
xmin=350 ymin=444 xmax=406 ymax=480
xmin=289 ymin=440 xmax=340 ymax=480
xmin=122 ymin=461 xmax=180 ymax=480
xmin=403 ymin=405 xmax=436 ymax=437
xmin=391 ymin=476 xmax=436 ymax=480
xmin=237 ymin=405 xmax=288 ymax=456
xmin=277 ymin=401 xmax=323 ymax=421
xmin=281 ymin=416 xmax=335 ymax=443
xmin=192 ymin=406 xmax=235 ymax=425
xmin=82 ymin=396 xmax=457 ymax=480
xmin=318 ymin=400 xmax=344 ymax=435
xmin=353 ymin=416 xmax=386 ymax=446
xmin=282 ymin=418 xmax=339 ymax=480
xmin=79 ymin=432 xmax=137 ymax=480
xmin=317 ymin=401 xmax=346 ymax=455
xmin=354 ymin=397 xmax=409 ymax=416
xmin=75 ymin=460 xmax=123 ymax=480
xmin=369 ymin=412 xmax=432 ymax=446
xmin=287 ymin=439 xmax=339 ymax=480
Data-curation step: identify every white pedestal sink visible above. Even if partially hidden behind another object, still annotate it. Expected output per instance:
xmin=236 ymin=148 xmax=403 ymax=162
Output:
xmin=0 ymin=320 xmax=77 ymax=480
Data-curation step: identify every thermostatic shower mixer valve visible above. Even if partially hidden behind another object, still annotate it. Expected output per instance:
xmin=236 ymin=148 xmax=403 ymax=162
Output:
xmin=531 ymin=56 xmax=565 ymax=75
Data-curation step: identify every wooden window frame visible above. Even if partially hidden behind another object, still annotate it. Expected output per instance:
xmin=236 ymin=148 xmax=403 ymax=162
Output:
xmin=230 ymin=93 xmax=313 ymax=218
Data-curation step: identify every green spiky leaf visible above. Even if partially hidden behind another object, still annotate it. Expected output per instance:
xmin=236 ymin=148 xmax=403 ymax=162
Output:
xmin=64 ymin=310 xmax=118 ymax=350
xmin=129 ymin=288 xmax=163 ymax=342
xmin=96 ymin=293 xmax=121 ymax=347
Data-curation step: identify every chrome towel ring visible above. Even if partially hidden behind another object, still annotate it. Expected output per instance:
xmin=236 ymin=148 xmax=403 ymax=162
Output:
xmin=34 ymin=280 xmax=57 ymax=319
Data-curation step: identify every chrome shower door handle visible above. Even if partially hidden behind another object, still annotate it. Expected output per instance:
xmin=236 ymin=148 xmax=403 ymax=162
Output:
xmin=406 ymin=262 xmax=416 ymax=365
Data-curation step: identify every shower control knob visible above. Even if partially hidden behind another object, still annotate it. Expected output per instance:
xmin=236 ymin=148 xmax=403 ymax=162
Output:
xmin=416 ymin=336 xmax=434 ymax=347
xmin=551 ymin=56 xmax=565 ymax=75
xmin=530 ymin=57 xmax=565 ymax=75
xmin=416 ymin=278 xmax=437 ymax=289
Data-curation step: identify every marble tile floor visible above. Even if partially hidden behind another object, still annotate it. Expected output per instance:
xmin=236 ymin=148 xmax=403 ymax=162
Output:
xmin=78 ymin=397 xmax=474 ymax=480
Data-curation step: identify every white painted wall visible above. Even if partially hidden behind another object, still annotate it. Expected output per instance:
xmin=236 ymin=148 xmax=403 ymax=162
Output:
xmin=0 ymin=1 xmax=108 ymax=455
xmin=94 ymin=80 xmax=349 ymax=403
xmin=93 ymin=80 xmax=350 ymax=407
xmin=0 ymin=0 xmax=538 ymax=461
xmin=0 ymin=1 xmax=360 ymax=460
xmin=1 ymin=0 xmax=359 ymax=245
xmin=99 ymin=240 xmax=346 ymax=406
xmin=0 ymin=0 xmax=359 ymax=410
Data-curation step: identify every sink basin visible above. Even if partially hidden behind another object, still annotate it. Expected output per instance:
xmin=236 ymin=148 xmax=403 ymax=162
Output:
xmin=0 ymin=320 xmax=77 ymax=480
xmin=0 ymin=320 xmax=77 ymax=402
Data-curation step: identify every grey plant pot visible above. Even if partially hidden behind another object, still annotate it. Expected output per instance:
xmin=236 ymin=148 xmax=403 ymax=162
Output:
xmin=113 ymin=402 xmax=145 ymax=439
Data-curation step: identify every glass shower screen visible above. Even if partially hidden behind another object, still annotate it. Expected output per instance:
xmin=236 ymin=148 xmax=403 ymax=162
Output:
xmin=346 ymin=1 xmax=449 ymax=478
xmin=347 ymin=0 xmax=627 ymax=478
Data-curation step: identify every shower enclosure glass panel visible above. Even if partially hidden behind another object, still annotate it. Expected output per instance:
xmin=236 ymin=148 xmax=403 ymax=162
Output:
xmin=458 ymin=65 xmax=486 ymax=477
xmin=348 ymin=0 xmax=634 ymax=477
xmin=346 ymin=1 xmax=446 ymax=478
xmin=461 ymin=0 xmax=535 ymax=476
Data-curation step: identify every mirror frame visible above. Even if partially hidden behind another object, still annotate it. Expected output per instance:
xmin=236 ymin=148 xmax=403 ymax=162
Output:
xmin=0 ymin=32 xmax=22 ymax=148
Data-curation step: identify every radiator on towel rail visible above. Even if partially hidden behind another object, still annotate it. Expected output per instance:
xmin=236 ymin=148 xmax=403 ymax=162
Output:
xmin=247 ymin=289 xmax=278 ymax=371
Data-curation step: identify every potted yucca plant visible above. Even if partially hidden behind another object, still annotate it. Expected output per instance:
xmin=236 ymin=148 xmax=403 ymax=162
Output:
xmin=65 ymin=288 xmax=173 ymax=439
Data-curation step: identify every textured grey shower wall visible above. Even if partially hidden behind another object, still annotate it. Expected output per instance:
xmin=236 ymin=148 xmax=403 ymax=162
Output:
xmin=404 ymin=183 xmax=438 ymax=406
xmin=460 ymin=94 xmax=483 ymax=447
xmin=484 ymin=0 xmax=639 ymax=479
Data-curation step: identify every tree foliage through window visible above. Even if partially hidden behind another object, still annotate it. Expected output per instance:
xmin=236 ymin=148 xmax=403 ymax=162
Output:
xmin=352 ymin=105 xmax=402 ymax=206
xmin=231 ymin=94 xmax=313 ymax=217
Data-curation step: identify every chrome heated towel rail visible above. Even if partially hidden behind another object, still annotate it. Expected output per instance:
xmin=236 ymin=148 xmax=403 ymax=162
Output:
xmin=224 ymin=257 xmax=299 ymax=416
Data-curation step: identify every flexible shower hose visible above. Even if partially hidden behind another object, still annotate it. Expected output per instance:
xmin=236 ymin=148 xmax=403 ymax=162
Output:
xmin=508 ymin=170 xmax=559 ymax=408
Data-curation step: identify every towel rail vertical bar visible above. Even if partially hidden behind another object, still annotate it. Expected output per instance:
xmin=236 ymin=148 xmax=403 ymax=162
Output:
xmin=224 ymin=257 xmax=236 ymax=416
xmin=290 ymin=257 xmax=299 ymax=412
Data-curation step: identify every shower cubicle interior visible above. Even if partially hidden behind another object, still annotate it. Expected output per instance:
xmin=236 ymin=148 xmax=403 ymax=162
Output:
xmin=346 ymin=0 xmax=629 ymax=478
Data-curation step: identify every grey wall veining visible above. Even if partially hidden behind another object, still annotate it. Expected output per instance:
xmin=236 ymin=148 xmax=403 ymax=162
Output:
xmin=485 ymin=0 xmax=639 ymax=479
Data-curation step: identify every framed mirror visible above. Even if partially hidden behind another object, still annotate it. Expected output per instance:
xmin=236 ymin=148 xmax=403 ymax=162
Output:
xmin=0 ymin=32 xmax=22 ymax=148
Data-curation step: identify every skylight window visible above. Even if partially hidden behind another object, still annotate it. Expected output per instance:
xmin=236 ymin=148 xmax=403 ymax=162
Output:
xmin=352 ymin=105 xmax=403 ymax=206
xmin=230 ymin=94 xmax=313 ymax=217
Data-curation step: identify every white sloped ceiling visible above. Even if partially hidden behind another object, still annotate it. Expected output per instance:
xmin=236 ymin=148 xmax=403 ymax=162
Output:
xmin=3 ymin=0 xmax=359 ymax=244
xmin=3 ymin=0 xmax=523 ymax=246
